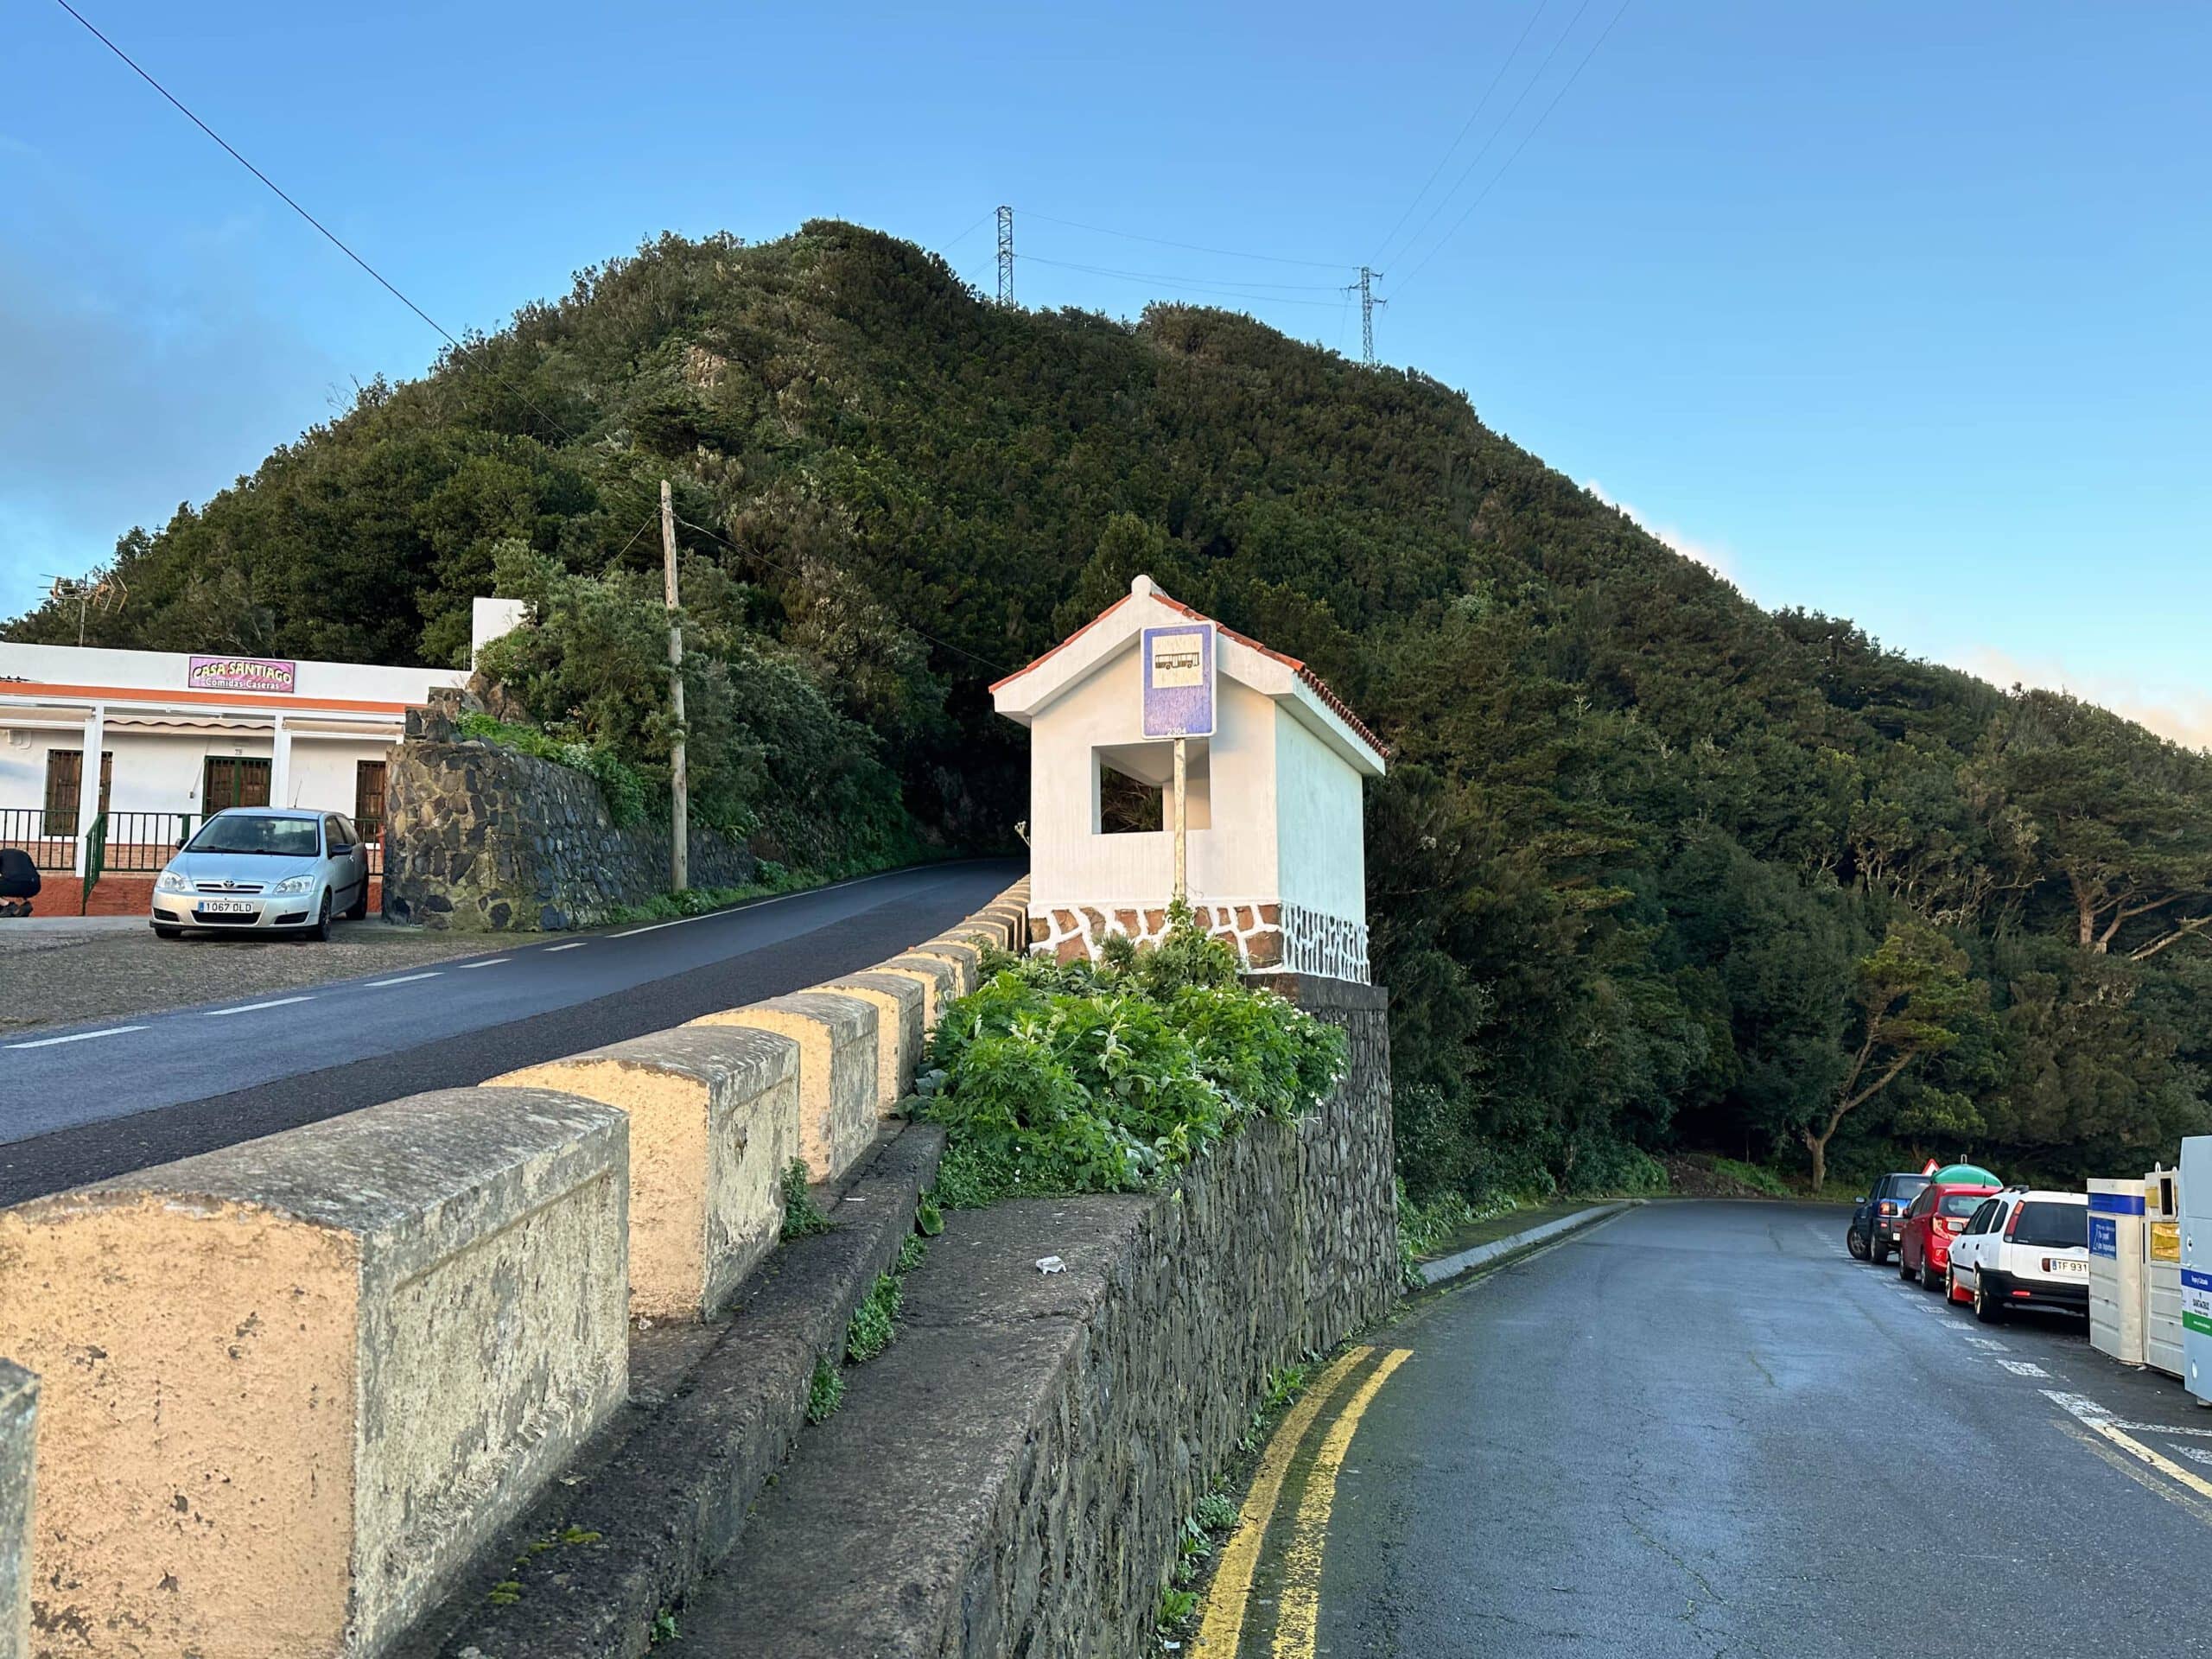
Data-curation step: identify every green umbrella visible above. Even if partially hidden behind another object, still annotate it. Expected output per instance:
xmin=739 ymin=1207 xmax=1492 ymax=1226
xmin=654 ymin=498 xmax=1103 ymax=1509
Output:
xmin=1931 ymin=1162 xmax=2002 ymax=1185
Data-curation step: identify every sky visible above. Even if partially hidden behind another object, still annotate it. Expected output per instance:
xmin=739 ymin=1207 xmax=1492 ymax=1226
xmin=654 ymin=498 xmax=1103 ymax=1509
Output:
xmin=3 ymin=1 xmax=2206 ymax=741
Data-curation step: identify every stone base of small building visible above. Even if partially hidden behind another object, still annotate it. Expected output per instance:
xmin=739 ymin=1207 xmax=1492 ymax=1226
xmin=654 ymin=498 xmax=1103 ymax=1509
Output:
xmin=1027 ymin=900 xmax=1370 ymax=981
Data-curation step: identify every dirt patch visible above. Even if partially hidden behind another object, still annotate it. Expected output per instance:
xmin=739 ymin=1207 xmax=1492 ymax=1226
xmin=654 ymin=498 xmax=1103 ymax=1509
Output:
xmin=1662 ymin=1154 xmax=1789 ymax=1199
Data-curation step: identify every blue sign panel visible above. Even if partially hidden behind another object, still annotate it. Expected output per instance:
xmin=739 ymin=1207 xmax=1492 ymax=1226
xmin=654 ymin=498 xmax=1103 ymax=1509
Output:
xmin=1141 ymin=623 xmax=1216 ymax=739
xmin=2089 ymin=1192 xmax=2146 ymax=1216
xmin=2088 ymin=1216 xmax=2119 ymax=1259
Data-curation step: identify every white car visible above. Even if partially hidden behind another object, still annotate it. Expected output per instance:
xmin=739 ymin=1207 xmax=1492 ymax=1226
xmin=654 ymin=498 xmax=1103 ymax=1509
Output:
xmin=1944 ymin=1188 xmax=2090 ymax=1322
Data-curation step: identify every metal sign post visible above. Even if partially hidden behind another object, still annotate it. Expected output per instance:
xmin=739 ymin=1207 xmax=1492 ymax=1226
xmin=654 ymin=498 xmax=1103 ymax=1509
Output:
xmin=1141 ymin=623 xmax=1215 ymax=905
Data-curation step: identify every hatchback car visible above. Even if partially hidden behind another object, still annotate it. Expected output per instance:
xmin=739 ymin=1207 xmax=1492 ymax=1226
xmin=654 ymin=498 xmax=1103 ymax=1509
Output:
xmin=1944 ymin=1189 xmax=2090 ymax=1321
xmin=150 ymin=807 xmax=372 ymax=940
xmin=1847 ymin=1171 xmax=1933 ymax=1264
xmin=1897 ymin=1180 xmax=2000 ymax=1291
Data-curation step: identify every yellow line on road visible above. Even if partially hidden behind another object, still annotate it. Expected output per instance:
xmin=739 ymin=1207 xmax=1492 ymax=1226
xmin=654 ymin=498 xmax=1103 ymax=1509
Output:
xmin=1191 ymin=1348 xmax=1370 ymax=1658
xmin=1269 ymin=1348 xmax=1412 ymax=1659
xmin=2089 ymin=1416 xmax=2212 ymax=1506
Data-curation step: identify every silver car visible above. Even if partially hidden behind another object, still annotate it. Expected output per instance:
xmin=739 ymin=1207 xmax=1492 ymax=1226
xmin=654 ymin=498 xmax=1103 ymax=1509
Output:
xmin=150 ymin=806 xmax=372 ymax=941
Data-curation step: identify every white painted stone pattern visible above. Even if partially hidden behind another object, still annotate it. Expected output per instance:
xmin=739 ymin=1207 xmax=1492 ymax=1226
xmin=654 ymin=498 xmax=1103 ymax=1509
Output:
xmin=1280 ymin=901 xmax=1370 ymax=982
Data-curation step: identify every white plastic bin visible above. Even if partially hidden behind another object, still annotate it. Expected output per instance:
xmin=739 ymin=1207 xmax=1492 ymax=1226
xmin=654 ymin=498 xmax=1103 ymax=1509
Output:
xmin=2088 ymin=1177 xmax=2145 ymax=1366
xmin=2146 ymin=1163 xmax=2185 ymax=1380
xmin=2178 ymin=1141 xmax=2212 ymax=1402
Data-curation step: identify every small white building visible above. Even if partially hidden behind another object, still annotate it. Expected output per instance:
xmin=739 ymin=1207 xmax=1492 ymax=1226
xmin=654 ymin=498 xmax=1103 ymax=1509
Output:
xmin=0 ymin=600 xmax=521 ymax=874
xmin=991 ymin=575 xmax=1386 ymax=981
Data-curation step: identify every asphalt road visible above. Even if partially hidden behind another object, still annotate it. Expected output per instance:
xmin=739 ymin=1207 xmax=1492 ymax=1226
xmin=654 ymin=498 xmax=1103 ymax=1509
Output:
xmin=1265 ymin=1200 xmax=2212 ymax=1657
xmin=0 ymin=858 xmax=1019 ymax=1205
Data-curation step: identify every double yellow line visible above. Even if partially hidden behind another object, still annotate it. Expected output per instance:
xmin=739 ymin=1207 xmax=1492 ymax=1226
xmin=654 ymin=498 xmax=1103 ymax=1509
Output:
xmin=1193 ymin=1344 xmax=1413 ymax=1659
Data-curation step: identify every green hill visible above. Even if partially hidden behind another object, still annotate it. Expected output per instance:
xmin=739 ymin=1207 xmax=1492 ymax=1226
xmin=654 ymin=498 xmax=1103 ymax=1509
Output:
xmin=14 ymin=220 xmax=2210 ymax=1198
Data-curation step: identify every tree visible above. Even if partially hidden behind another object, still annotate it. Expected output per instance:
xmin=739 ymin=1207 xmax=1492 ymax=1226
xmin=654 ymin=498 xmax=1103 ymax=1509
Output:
xmin=1969 ymin=691 xmax=2212 ymax=958
xmin=1802 ymin=923 xmax=1986 ymax=1191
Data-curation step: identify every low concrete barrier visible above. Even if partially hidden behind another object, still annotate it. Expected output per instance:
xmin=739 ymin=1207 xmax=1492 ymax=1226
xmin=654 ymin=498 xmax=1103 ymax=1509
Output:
xmin=818 ymin=973 xmax=926 ymax=1109
xmin=876 ymin=954 xmax=958 ymax=1030
xmin=691 ymin=993 xmax=879 ymax=1182
xmin=1 ymin=1361 xmax=31 ymax=1659
xmin=977 ymin=903 xmax=1026 ymax=949
xmin=0 ymin=1088 xmax=629 ymax=1659
xmin=487 ymin=1028 xmax=798 ymax=1320
xmin=911 ymin=937 xmax=983 ymax=996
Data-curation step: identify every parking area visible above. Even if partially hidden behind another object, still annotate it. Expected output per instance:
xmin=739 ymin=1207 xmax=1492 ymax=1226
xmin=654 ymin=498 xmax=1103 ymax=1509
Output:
xmin=1 ymin=915 xmax=493 ymax=1036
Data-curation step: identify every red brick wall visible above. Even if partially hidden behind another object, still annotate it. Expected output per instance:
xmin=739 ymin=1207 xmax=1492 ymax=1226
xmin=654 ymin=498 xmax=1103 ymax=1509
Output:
xmin=25 ymin=873 xmax=385 ymax=919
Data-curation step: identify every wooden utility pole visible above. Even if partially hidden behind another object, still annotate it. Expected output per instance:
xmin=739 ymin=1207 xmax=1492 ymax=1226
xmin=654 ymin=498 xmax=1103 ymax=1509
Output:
xmin=660 ymin=480 xmax=689 ymax=892
xmin=1171 ymin=736 xmax=1188 ymax=902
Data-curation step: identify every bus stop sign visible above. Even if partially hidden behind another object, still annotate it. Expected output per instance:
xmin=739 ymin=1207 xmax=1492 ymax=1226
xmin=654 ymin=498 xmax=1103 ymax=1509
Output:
xmin=1141 ymin=623 xmax=1215 ymax=739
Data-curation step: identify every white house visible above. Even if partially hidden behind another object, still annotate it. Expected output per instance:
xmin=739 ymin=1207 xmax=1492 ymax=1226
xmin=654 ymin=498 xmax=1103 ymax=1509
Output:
xmin=0 ymin=599 xmax=522 ymax=874
xmin=990 ymin=575 xmax=1386 ymax=981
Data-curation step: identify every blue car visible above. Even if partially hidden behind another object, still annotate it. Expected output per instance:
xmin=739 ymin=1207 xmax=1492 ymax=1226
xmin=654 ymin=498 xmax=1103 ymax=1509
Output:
xmin=1847 ymin=1171 xmax=1932 ymax=1265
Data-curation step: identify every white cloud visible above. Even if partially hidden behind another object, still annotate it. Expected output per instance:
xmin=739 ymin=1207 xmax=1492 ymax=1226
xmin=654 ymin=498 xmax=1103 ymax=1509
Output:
xmin=1581 ymin=480 xmax=1738 ymax=585
xmin=1954 ymin=646 xmax=2212 ymax=753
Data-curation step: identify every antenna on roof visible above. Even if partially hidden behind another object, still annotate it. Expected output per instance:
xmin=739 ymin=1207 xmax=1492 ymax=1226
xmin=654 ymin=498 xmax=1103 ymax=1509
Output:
xmin=45 ymin=569 xmax=128 ymax=646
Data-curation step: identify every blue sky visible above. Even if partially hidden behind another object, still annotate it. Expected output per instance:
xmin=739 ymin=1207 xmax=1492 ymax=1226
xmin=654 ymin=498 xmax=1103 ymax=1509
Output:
xmin=3 ymin=2 xmax=2206 ymax=739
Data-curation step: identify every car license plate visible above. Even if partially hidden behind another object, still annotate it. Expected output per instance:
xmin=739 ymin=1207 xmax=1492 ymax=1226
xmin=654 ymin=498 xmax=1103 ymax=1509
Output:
xmin=2052 ymin=1258 xmax=2088 ymax=1275
xmin=200 ymin=899 xmax=256 ymax=915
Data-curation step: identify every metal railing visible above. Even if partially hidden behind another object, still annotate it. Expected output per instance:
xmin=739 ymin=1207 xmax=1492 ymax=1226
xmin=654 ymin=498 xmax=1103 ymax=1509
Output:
xmin=0 ymin=808 xmax=76 ymax=872
xmin=4 ymin=810 xmax=382 ymax=875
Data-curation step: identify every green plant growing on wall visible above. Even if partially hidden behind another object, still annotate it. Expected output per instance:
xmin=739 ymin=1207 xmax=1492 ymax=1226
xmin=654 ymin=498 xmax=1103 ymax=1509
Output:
xmin=779 ymin=1160 xmax=834 ymax=1239
xmin=915 ymin=904 xmax=1347 ymax=1207
xmin=844 ymin=1272 xmax=902 ymax=1363
xmin=804 ymin=1357 xmax=844 ymax=1424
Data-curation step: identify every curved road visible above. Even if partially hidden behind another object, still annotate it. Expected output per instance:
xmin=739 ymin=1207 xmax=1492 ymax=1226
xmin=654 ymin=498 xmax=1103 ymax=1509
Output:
xmin=1226 ymin=1200 xmax=2212 ymax=1657
xmin=0 ymin=859 xmax=1019 ymax=1205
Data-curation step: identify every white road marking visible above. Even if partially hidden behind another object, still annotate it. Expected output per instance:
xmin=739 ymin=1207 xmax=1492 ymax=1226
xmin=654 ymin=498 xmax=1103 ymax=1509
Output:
xmin=2042 ymin=1391 xmax=2112 ymax=1420
xmin=2043 ymin=1389 xmax=2212 ymax=1440
xmin=607 ymin=867 xmax=907 ymax=938
xmin=2175 ymin=1446 xmax=2212 ymax=1465
xmin=1965 ymin=1337 xmax=2009 ymax=1351
xmin=458 ymin=958 xmax=510 ymax=969
xmin=545 ymin=941 xmax=586 ymax=952
xmin=365 ymin=971 xmax=442 ymax=988
xmin=1998 ymin=1359 xmax=2050 ymax=1378
xmin=204 ymin=996 xmax=312 ymax=1018
xmin=5 ymin=1025 xmax=147 ymax=1050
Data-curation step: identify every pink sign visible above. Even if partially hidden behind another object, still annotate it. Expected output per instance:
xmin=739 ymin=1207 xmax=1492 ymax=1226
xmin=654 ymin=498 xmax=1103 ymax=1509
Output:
xmin=188 ymin=655 xmax=296 ymax=694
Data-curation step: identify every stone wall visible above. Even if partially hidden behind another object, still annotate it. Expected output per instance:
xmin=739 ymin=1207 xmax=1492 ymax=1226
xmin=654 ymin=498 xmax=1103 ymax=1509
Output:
xmin=686 ymin=973 xmax=1398 ymax=1656
xmin=382 ymin=722 xmax=753 ymax=931
xmin=1029 ymin=903 xmax=1373 ymax=981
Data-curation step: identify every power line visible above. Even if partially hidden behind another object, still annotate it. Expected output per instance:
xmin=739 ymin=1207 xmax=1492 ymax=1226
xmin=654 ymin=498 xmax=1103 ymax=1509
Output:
xmin=1021 ymin=257 xmax=1345 ymax=310
xmin=48 ymin=0 xmax=581 ymax=444
xmin=1371 ymin=0 xmax=1554 ymax=267
xmin=1014 ymin=208 xmax=1352 ymax=271
xmin=1395 ymin=0 xmax=1637 ymax=294
xmin=1022 ymin=255 xmax=1343 ymax=294
xmin=1382 ymin=0 xmax=1599 ymax=279
xmin=54 ymin=0 xmax=1014 ymax=682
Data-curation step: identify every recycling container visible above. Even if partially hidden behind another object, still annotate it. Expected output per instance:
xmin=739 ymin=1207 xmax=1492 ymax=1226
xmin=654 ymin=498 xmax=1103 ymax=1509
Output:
xmin=2088 ymin=1177 xmax=2145 ymax=1366
xmin=2146 ymin=1164 xmax=2186 ymax=1380
xmin=2178 ymin=1140 xmax=2212 ymax=1402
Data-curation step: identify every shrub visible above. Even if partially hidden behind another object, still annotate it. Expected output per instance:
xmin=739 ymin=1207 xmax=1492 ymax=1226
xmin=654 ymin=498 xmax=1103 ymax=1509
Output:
xmin=457 ymin=711 xmax=651 ymax=826
xmin=912 ymin=903 xmax=1347 ymax=1205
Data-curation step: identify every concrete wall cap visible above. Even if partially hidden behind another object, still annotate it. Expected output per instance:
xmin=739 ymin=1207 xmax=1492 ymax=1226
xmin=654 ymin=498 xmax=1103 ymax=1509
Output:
xmin=701 ymin=989 xmax=876 ymax=1041
xmin=531 ymin=1025 xmax=800 ymax=1096
xmin=28 ymin=1087 xmax=625 ymax=1250
xmin=823 ymin=971 xmax=926 ymax=1012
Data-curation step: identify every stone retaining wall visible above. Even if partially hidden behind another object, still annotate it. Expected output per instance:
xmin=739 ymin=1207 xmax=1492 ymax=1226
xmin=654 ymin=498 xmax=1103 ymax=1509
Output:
xmin=382 ymin=732 xmax=753 ymax=932
xmin=680 ymin=974 xmax=1398 ymax=1656
xmin=0 ymin=1362 xmax=30 ymax=1659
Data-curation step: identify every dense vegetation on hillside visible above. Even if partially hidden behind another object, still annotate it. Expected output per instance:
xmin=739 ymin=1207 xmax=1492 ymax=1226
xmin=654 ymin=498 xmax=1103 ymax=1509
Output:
xmin=15 ymin=221 xmax=2212 ymax=1198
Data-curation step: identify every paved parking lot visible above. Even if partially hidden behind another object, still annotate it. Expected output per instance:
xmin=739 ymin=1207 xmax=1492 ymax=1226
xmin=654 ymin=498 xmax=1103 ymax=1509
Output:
xmin=1 ymin=915 xmax=491 ymax=1035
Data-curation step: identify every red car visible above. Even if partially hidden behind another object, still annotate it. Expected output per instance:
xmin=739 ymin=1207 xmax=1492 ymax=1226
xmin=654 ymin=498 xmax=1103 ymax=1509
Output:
xmin=1897 ymin=1181 xmax=2000 ymax=1291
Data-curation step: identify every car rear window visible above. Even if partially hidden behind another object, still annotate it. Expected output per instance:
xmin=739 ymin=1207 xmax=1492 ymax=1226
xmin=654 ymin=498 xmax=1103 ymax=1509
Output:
xmin=2011 ymin=1201 xmax=2087 ymax=1249
xmin=1939 ymin=1193 xmax=1987 ymax=1217
xmin=1885 ymin=1176 xmax=1931 ymax=1201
